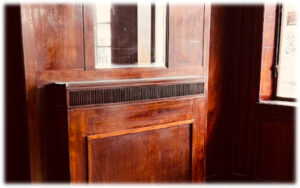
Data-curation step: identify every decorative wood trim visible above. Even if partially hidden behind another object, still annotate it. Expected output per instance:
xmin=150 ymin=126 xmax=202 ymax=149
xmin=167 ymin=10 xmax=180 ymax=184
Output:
xmin=87 ymin=119 xmax=194 ymax=140
xmin=83 ymin=5 xmax=95 ymax=70
xmin=68 ymin=82 xmax=204 ymax=107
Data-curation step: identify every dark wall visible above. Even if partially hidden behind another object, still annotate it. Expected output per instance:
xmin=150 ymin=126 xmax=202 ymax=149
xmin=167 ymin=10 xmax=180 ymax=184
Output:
xmin=206 ymin=5 xmax=234 ymax=178
xmin=5 ymin=5 xmax=31 ymax=182
xmin=207 ymin=5 xmax=265 ymax=181
xmin=207 ymin=4 xmax=295 ymax=182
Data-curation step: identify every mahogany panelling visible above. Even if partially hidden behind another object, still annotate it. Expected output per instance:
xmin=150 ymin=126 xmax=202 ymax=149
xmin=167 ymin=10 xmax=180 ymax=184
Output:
xmin=247 ymin=102 xmax=295 ymax=182
xmin=83 ymin=5 xmax=95 ymax=70
xmin=259 ymin=4 xmax=277 ymax=100
xmin=46 ymin=78 xmax=207 ymax=182
xmin=87 ymin=124 xmax=192 ymax=182
xmin=21 ymin=4 xmax=85 ymax=181
xmin=262 ymin=7 xmax=276 ymax=47
xmin=37 ymin=68 xmax=203 ymax=87
xmin=20 ymin=3 xmax=211 ymax=182
xmin=66 ymin=96 xmax=206 ymax=182
xmin=21 ymin=4 xmax=84 ymax=71
xmin=169 ymin=4 xmax=204 ymax=68
xmin=203 ymin=4 xmax=211 ymax=95
xmin=191 ymin=98 xmax=206 ymax=182
xmin=79 ymin=98 xmax=194 ymax=136
xmin=67 ymin=110 xmax=88 ymax=182
xmin=259 ymin=48 xmax=274 ymax=100
xmin=256 ymin=119 xmax=294 ymax=181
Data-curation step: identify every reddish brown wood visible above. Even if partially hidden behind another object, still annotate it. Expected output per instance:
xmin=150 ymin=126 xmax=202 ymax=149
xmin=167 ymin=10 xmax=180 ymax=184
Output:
xmin=67 ymin=110 xmax=87 ymax=182
xmin=44 ymin=78 xmax=207 ymax=182
xmin=259 ymin=4 xmax=277 ymax=100
xmin=21 ymin=4 xmax=85 ymax=181
xmin=192 ymin=98 xmax=206 ymax=182
xmin=83 ymin=99 xmax=194 ymax=135
xmin=20 ymin=3 xmax=211 ymax=182
xmin=203 ymin=4 xmax=211 ymax=96
xmin=83 ymin=5 xmax=95 ymax=70
xmin=21 ymin=4 xmax=84 ymax=71
xmin=87 ymin=120 xmax=195 ymax=140
xmin=66 ymin=95 xmax=206 ymax=182
xmin=36 ymin=67 xmax=204 ymax=87
xmin=88 ymin=123 xmax=192 ymax=182
xmin=169 ymin=4 xmax=204 ymax=68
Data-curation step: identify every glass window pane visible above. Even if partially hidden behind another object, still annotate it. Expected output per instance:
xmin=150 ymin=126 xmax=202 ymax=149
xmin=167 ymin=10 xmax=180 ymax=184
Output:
xmin=94 ymin=3 xmax=167 ymax=69
xmin=277 ymin=4 xmax=297 ymax=98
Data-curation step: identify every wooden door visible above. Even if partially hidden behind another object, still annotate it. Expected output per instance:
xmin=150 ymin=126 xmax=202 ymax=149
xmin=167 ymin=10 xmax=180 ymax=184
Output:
xmin=21 ymin=4 xmax=211 ymax=182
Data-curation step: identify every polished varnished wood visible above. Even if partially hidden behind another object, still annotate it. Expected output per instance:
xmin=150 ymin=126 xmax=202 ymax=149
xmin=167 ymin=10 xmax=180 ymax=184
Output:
xmin=21 ymin=5 xmax=85 ymax=181
xmin=66 ymin=92 xmax=206 ymax=182
xmin=169 ymin=4 xmax=204 ymax=68
xmin=21 ymin=4 xmax=211 ymax=182
xmin=43 ymin=77 xmax=208 ymax=182
xmin=259 ymin=4 xmax=277 ymax=100
xmin=21 ymin=5 xmax=84 ymax=71
xmin=83 ymin=5 xmax=95 ymax=70
xmin=88 ymin=123 xmax=192 ymax=182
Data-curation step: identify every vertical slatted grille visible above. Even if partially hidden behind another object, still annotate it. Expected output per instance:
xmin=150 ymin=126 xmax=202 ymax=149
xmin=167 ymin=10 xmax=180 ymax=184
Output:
xmin=69 ymin=82 xmax=204 ymax=107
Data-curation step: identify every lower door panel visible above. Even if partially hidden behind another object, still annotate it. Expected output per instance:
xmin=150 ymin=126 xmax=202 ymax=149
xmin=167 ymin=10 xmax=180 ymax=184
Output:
xmin=87 ymin=123 xmax=192 ymax=182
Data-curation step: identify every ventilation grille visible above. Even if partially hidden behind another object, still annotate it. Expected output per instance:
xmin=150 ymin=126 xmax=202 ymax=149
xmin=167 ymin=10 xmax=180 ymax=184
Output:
xmin=69 ymin=82 xmax=204 ymax=107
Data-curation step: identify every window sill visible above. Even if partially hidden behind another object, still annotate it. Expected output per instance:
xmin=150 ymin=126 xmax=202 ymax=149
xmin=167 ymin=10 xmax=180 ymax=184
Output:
xmin=258 ymin=100 xmax=297 ymax=108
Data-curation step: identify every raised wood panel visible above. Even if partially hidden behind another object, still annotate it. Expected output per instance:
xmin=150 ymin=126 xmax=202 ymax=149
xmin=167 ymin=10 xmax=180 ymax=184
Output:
xmin=21 ymin=4 xmax=84 ymax=71
xmin=84 ymin=98 xmax=194 ymax=135
xmin=88 ymin=124 xmax=192 ymax=182
xmin=66 ymin=96 xmax=207 ymax=182
xmin=256 ymin=119 xmax=294 ymax=181
xmin=169 ymin=4 xmax=204 ymax=68
xmin=247 ymin=103 xmax=295 ymax=182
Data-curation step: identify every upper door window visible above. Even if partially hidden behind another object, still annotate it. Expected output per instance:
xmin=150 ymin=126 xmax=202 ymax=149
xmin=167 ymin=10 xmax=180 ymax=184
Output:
xmin=94 ymin=3 xmax=167 ymax=69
